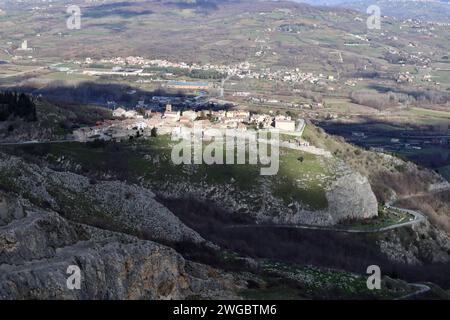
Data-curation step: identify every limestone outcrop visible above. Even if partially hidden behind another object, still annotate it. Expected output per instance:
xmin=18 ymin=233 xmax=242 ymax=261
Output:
xmin=0 ymin=153 xmax=203 ymax=244
xmin=0 ymin=191 xmax=241 ymax=299
xmin=154 ymin=171 xmax=379 ymax=226
xmin=325 ymin=172 xmax=379 ymax=223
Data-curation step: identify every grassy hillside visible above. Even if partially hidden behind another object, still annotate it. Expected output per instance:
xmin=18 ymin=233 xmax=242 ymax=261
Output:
xmin=2 ymin=132 xmax=339 ymax=211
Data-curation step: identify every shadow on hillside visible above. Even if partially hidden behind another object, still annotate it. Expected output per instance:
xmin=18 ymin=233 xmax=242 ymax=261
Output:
xmin=159 ymin=196 xmax=450 ymax=290
xmin=7 ymin=81 xmax=191 ymax=107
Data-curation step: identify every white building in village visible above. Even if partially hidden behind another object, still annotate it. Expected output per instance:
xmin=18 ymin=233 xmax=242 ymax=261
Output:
xmin=112 ymin=107 xmax=143 ymax=119
xmin=164 ymin=111 xmax=181 ymax=122
xmin=126 ymin=121 xmax=147 ymax=130
xmin=275 ymin=119 xmax=296 ymax=131
xmin=182 ymin=110 xmax=197 ymax=121
xmin=113 ymin=107 xmax=127 ymax=117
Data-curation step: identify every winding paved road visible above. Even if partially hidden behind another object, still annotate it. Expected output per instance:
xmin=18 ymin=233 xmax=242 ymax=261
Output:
xmin=226 ymin=186 xmax=450 ymax=234
xmin=225 ymin=204 xmax=426 ymax=234
xmin=397 ymin=283 xmax=431 ymax=300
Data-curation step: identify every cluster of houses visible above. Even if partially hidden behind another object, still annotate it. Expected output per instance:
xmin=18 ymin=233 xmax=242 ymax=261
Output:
xmin=74 ymin=104 xmax=304 ymax=143
xmin=96 ymin=56 xmax=252 ymax=78
xmin=76 ymin=55 xmax=332 ymax=87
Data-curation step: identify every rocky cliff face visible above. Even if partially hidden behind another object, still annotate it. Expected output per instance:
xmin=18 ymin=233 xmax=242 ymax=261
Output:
xmin=0 ymin=152 xmax=246 ymax=299
xmin=0 ymin=191 xmax=241 ymax=299
xmin=266 ymin=172 xmax=378 ymax=226
xmin=0 ymin=151 xmax=379 ymax=299
xmin=378 ymin=220 xmax=450 ymax=266
xmin=1 ymin=151 xmax=450 ymax=299
xmin=154 ymin=171 xmax=378 ymax=226
xmin=326 ymin=172 xmax=378 ymax=223
xmin=0 ymin=153 xmax=203 ymax=244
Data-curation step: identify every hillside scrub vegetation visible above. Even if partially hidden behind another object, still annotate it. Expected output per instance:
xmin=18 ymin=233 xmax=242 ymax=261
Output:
xmin=160 ymin=196 xmax=450 ymax=289
xmin=397 ymin=192 xmax=450 ymax=234
xmin=302 ymin=122 xmax=441 ymax=203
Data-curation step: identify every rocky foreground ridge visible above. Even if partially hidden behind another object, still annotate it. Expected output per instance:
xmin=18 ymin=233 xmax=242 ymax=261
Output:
xmin=0 ymin=151 xmax=377 ymax=299
xmin=1 ymin=151 xmax=450 ymax=299
xmin=0 ymin=153 xmax=203 ymax=244
xmin=0 ymin=151 xmax=246 ymax=299
xmin=0 ymin=191 xmax=241 ymax=299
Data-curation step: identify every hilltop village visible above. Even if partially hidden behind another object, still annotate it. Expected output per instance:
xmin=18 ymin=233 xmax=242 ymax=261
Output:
xmin=75 ymin=104 xmax=301 ymax=139
xmin=72 ymin=104 xmax=331 ymax=156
